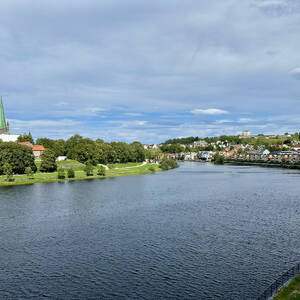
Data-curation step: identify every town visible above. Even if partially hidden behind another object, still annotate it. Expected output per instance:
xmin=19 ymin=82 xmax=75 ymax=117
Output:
xmin=144 ymin=130 xmax=300 ymax=165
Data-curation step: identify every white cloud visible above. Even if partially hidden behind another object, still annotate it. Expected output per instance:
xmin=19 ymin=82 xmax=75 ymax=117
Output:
xmin=191 ymin=108 xmax=229 ymax=115
xmin=290 ymin=67 xmax=300 ymax=79
xmin=215 ymin=119 xmax=232 ymax=124
xmin=238 ymin=118 xmax=255 ymax=123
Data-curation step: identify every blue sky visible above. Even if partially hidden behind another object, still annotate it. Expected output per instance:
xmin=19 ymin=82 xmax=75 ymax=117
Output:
xmin=1 ymin=0 xmax=300 ymax=143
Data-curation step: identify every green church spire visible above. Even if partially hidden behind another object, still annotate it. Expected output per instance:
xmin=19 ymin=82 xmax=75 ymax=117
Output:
xmin=0 ymin=97 xmax=8 ymax=132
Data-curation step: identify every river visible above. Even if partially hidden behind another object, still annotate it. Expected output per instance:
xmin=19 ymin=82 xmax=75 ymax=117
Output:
xmin=1 ymin=162 xmax=300 ymax=299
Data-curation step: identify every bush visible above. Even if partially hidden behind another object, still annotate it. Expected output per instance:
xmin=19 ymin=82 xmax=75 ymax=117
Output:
xmin=67 ymin=168 xmax=75 ymax=178
xmin=84 ymin=163 xmax=94 ymax=176
xmin=159 ymin=158 xmax=179 ymax=170
xmin=25 ymin=167 xmax=34 ymax=179
xmin=148 ymin=166 xmax=156 ymax=172
xmin=57 ymin=168 xmax=65 ymax=179
xmin=97 ymin=165 xmax=106 ymax=176
xmin=213 ymin=154 xmax=224 ymax=165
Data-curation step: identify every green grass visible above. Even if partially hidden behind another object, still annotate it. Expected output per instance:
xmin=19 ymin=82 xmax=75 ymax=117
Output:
xmin=107 ymin=162 xmax=142 ymax=169
xmin=0 ymin=163 xmax=161 ymax=186
xmin=274 ymin=276 xmax=300 ymax=300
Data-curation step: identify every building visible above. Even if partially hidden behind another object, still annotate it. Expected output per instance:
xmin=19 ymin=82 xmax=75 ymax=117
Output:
xmin=18 ymin=142 xmax=45 ymax=158
xmin=241 ymin=130 xmax=251 ymax=137
xmin=0 ymin=98 xmax=20 ymax=142
xmin=0 ymin=98 xmax=9 ymax=134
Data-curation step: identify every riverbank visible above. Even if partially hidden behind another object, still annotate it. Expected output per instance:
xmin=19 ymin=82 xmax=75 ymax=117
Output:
xmin=225 ymin=159 xmax=300 ymax=170
xmin=0 ymin=162 xmax=161 ymax=187
xmin=273 ymin=275 xmax=300 ymax=299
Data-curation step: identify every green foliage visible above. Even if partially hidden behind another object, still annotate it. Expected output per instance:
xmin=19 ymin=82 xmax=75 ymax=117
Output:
xmin=36 ymin=138 xmax=55 ymax=149
xmin=159 ymin=158 xmax=179 ymax=170
xmin=17 ymin=133 xmax=34 ymax=144
xmin=0 ymin=142 xmax=37 ymax=175
xmin=97 ymin=165 xmax=106 ymax=176
xmin=25 ymin=167 xmax=34 ymax=179
xmin=213 ymin=154 xmax=224 ymax=165
xmin=2 ymin=162 xmax=14 ymax=181
xmin=160 ymin=144 xmax=185 ymax=154
xmin=84 ymin=163 xmax=94 ymax=176
xmin=40 ymin=149 xmax=57 ymax=172
xmin=67 ymin=168 xmax=75 ymax=178
xmin=57 ymin=168 xmax=65 ymax=179
xmin=163 ymin=136 xmax=199 ymax=145
xmin=148 ymin=166 xmax=156 ymax=172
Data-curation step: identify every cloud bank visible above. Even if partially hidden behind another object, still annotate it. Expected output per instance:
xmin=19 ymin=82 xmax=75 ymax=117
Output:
xmin=0 ymin=0 xmax=300 ymax=142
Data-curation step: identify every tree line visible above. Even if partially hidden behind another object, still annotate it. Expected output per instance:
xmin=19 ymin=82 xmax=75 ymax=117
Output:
xmin=0 ymin=134 xmax=149 ymax=175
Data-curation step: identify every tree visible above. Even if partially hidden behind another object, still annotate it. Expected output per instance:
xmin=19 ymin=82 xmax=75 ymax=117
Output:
xmin=84 ymin=163 xmax=94 ymax=176
xmin=57 ymin=168 xmax=65 ymax=179
xmin=72 ymin=140 xmax=97 ymax=165
xmin=40 ymin=149 xmax=57 ymax=172
xmin=2 ymin=163 xmax=14 ymax=181
xmin=213 ymin=154 xmax=224 ymax=165
xmin=36 ymin=138 xmax=55 ymax=149
xmin=17 ymin=133 xmax=34 ymax=144
xmin=0 ymin=142 xmax=37 ymax=175
xmin=97 ymin=165 xmax=106 ymax=176
xmin=67 ymin=168 xmax=75 ymax=178
xmin=25 ymin=167 xmax=34 ymax=179
xmin=159 ymin=158 xmax=179 ymax=170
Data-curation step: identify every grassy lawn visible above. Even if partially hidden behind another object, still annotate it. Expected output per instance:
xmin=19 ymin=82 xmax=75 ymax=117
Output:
xmin=274 ymin=276 xmax=300 ymax=300
xmin=0 ymin=163 xmax=160 ymax=186
xmin=107 ymin=162 xmax=142 ymax=169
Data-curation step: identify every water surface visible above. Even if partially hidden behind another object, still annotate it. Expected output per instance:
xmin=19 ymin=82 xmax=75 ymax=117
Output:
xmin=1 ymin=162 xmax=300 ymax=299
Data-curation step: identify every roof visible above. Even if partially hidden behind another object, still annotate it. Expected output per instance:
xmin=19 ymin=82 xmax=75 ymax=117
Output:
xmin=19 ymin=142 xmax=45 ymax=151
xmin=32 ymin=145 xmax=45 ymax=151
xmin=19 ymin=141 xmax=32 ymax=146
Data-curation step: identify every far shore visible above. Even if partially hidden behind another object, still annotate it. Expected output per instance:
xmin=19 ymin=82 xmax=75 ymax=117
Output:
xmin=0 ymin=161 xmax=161 ymax=187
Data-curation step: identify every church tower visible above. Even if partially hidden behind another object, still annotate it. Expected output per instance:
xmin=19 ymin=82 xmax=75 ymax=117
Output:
xmin=0 ymin=97 xmax=9 ymax=134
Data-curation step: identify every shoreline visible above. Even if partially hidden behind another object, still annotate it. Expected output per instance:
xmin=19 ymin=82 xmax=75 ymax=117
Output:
xmin=0 ymin=163 xmax=161 ymax=187
xmin=224 ymin=159 xmax=300 ymax=170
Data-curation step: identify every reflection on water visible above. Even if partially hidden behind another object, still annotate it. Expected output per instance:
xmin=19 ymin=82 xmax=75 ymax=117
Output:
xmin=1 ymin=162 xmax=300 ymax=299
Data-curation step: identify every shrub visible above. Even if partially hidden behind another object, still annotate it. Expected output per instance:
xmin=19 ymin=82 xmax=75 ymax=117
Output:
xmin=57 ymin=168 xmax=65 ymax=179
xmin=25 ymin=167 xmax=34 ymax=179
xmin=84 ymin=163 xmax=94 ymax=176
xmin=159 ymin=158 xmax=179 ymax=170
xmin=97 ymin=165 xmax=106 ymax=176
xmin=148 ymin=166 xmax=156 ymax=172
xmin=213 ymin=154 xmax=224 ymax=165
xmin=67 ymin=168 xmax=75 ymax=178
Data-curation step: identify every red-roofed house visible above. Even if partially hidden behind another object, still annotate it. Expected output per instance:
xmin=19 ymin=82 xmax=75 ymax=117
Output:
xmin=18 ymin=142 xmax=45 ymax=158
xmin=32 ymin=145 xmax=45 ymax=158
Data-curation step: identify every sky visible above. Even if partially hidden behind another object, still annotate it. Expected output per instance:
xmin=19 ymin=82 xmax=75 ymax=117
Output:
xmin=0 ymin=0 xmax=300 ymax=143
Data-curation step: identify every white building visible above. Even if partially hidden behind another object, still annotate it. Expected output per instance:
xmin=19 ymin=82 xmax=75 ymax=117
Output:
xmin=241 ymin=130 xmax=251 ymax=137
xmin=0 ymin=134 xmax=20 ymax=142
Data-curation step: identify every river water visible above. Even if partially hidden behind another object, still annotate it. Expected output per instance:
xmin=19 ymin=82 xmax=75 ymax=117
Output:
xmin=1 ymin=162 xmax=300 ymax=299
